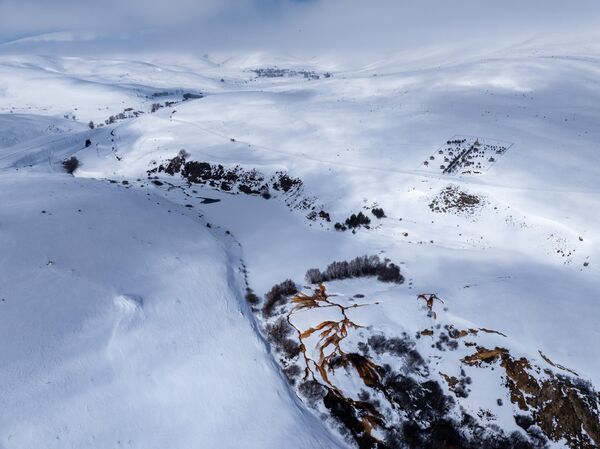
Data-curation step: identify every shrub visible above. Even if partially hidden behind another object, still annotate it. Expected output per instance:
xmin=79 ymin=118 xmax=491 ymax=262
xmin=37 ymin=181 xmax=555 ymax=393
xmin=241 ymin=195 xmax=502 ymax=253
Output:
xmin=161 ymin=154 xmax=186 ymax=175
xmin=263 ymin=279 xmax=298 ymax=317
xmin=245 ymin=288 xmax=260 ymax=305
xmin=181 ymin=161 xmax=212 ymax=183
xmin=369 ymin=335 xmax=408 ymax=356
xmin=333 ymin=212 xmax=371 ymax=231
xmin=299 ymin=380 xmax=326 ymax=404
xmin=372 ymin=207 xmax=385 ymax=219
xmin=319 ymin=210 xmax=331 ymax=222
xmin=260 ymin=186 xmax=271 ymax=199
xmin=266 ymin=317 xmax=292 ymax=343
xmin=62 ymin=157 xmax=80 ymax=174
xmin=305 ymin=268 xmax=322 ymax=284
xmin=334 ymin=222 xmax=347 ymax=231
xmin=345 ymin=212 xmax=371 ymax=229
xmin=304 ymin=255 xmax=404 ymax=284
xmin=281 ymin=338 xmax=301 ymax=359
xmin=265 ymin=317 xmax=300 ymax=358
xmin=283 ymin=364 xmax=302 ymax=384
xmin=272 ymin=173 xmax=301 ymax=192
xmin=376 ymin=262 xmax=402 ymax=283
xmin=367 ymin=335 xmax=424 ymax=371
xmin=238 ymin=184 xmax=253 ymax=195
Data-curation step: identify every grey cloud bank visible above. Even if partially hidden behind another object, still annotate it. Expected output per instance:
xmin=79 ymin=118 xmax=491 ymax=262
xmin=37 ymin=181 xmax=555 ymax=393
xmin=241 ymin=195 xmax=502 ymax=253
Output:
xmin=1 ymin=0 xmax=600 ymax=56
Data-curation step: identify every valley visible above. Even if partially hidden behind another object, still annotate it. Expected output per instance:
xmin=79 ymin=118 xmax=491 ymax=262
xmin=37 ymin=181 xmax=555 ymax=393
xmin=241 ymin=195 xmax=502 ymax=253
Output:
xmin=0 ymin=42 xmax=599 ymax=448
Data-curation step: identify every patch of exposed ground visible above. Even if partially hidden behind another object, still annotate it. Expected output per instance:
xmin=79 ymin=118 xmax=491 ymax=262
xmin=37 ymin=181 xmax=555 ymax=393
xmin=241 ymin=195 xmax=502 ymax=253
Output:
xmin=538 ymin=351 xmax=579 ymax=376
xmin=250 ymin=67 xmax=331 ymax=80
xmin=420 ymin=324 xmax=507 ymax=340
xmin=273 ymin=285 xmax=550 ymax=448
xmin=147 ymin=151 xmax=331 ymax=222
xmin=251 ymin=259 xmax=597 ymax=449
xmin=429 ymin=185 xmax=484 ymax=215
xmin=420 ymin=136 xmax=512 ymax=175
xmin=462 ymin=346 xmax=600 ymax=449
xmin=417 ymin=293 xmax=444 ymax=319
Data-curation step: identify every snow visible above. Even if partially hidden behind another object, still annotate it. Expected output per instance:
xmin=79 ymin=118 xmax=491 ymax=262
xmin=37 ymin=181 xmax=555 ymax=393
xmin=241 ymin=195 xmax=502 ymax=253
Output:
xmin=0 ymin=36 xmax=599 ymax=448
xmin=0 ymin=172 xmax=341 ymax=449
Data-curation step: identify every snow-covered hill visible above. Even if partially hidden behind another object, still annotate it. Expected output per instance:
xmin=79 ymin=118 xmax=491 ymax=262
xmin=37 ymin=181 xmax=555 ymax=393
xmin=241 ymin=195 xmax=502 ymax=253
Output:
xmin=0 ymin=39 xmax=599 ymax=448
xmin=0 ymin=172 xmax=341 ymax=449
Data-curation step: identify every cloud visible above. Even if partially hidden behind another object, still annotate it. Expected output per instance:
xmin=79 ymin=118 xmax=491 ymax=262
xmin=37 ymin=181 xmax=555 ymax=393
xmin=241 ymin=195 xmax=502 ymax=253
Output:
xmin=0 ymin=0 xmax=252 ymax=39
xmin=1 ymin=0 xmax=599 ymax=56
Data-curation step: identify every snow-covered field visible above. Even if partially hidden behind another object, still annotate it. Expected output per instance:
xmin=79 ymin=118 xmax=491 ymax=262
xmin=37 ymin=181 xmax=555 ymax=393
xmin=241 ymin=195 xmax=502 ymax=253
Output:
xmin=1 ymin=38 xmax=599 ymax=448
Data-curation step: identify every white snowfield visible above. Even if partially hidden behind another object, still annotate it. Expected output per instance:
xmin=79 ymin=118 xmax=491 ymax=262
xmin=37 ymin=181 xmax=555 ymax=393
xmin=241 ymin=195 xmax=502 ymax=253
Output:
xmin=0 ymin=37 xmax=599 ymax=448
xmin=0 ymin=173 xmax=342 ymax=449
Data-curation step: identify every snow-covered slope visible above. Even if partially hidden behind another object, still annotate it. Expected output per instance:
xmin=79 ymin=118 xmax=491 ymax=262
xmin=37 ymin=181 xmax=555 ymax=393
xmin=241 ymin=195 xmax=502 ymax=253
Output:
xmin=0 ymin=172 xmax=342 ymax=449
xmin=0 ymin=39 xmax=599 ymax=448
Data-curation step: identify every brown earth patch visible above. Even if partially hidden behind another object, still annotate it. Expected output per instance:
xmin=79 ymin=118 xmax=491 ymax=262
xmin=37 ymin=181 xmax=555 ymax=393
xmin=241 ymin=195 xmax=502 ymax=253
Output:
xmin=429 ymin=185 xmax=484 ymax=215
xmin=538 ymin=350 xmax=579 ymax=376
xmin=440 ymin=372 xmax=459 ymax=390
xmin=462 ymin=346 xmax=509 ymax=366
xmin=417 ymin=293 xmax=444 ymax=319
xmin=463 ymin=346 xmax=600 ymax=449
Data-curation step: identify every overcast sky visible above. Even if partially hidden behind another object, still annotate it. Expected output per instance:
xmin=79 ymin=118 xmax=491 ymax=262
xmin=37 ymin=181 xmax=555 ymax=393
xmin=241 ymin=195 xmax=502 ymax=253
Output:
xmin=1 ymin=0 xmax=600 ymax=55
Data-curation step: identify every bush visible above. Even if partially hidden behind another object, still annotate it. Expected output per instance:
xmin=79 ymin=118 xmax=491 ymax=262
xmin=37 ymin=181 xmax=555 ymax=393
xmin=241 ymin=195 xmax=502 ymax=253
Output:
xmin=245 ymin=288 xmax=260 ymax=305
xmin=367 ymin=335 xmax=424 ymax=371
xmin=304 ymin=255 xmax=404 ymax=284
xmin=334 ymin=222 xmax=347 ymax=231
xmin=281 ymin=338 xmax=301 ymax=359
xmin=345 ymin=212 xmax=371 ymax=229
xmin=263 ymin=279 xmax=298 ymax=317
xmin=305 ymin=268 xmax=322 ymax=284
xmin=299 ymin=380 xmax=326 ymax=403
xmin=62 ymin=157 xmax=80 ymax=174
xmin=369 ymin=334 xmax=407 ymax=356
xmin=319 ymin=210 xmax=331 ymax=222
xmin=334 ymin=212 xmax=371 ymax=231
xmin=272 ymin=173 xmax=302 ymax=192
xmin=372 ymin=207 xmax=385 ymax=219
xmin=266 ymin=317 xmax=292 ymax=343
xmin=260 ymin=186 xmax=271 ymax=199
xmin=376 ymin=262 xmax=402 ymax=283
xmin=283 ymin=364 xmax=302 ymax=384
xmin=265 ymin=317 xmax=300 ymax=358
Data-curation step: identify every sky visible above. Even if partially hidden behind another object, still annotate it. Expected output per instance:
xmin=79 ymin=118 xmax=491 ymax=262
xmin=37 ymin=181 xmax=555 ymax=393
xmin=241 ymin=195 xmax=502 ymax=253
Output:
xmin=1 ymin=0 xmax=600 ymax=56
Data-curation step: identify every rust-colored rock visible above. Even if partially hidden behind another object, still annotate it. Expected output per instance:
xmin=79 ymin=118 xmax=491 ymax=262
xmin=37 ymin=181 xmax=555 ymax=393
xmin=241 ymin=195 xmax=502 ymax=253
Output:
xmin=462 ymin=346 xmax=508 ymax=366
xmin=464 ymin=346 xmax=600 ymax=449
